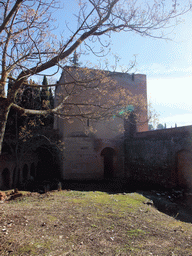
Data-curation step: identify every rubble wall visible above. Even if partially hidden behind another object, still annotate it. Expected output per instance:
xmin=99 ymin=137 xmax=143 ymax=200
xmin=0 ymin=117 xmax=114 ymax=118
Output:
xmin=125 ymin=126 xmax=192 ymax=189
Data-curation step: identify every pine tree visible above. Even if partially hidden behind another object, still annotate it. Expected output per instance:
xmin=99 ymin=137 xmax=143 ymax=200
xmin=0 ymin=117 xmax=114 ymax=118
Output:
xmin=41 ymin=76 xmax=49 ymax=107
xmin=49 ymin=88 xmax=54 ymax=109
xmin=42 ymin=75 xmax=48 ymax=86
xmin=70 ymin=50 xmax=81 ymax=67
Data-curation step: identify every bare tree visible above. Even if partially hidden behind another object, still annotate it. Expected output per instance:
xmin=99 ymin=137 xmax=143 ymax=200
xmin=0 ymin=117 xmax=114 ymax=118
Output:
xmin=0 ymin=0 xmax=191 ymax=154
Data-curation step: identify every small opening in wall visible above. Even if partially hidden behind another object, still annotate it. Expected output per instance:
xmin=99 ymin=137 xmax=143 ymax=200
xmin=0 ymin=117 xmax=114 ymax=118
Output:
xmin=87 ymin=119 xmax=90 ymax=127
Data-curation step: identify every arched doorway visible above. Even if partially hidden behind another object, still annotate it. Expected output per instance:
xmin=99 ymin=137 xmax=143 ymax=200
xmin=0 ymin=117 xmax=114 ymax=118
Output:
xmin=2 ymin=168 xmax=10 ymax=189
xmin=35 ymin=145 xmax=61 ymax=182
xmin=177 ymin=150 xmax=192 ymax=189
xmin=101 ymin=147 xmax=115 ymax=179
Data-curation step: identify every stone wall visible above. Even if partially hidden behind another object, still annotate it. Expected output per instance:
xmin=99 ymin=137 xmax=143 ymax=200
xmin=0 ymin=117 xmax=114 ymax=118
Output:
xmin=61 ymin=135 xmax=125 ymax=180
xmin=62 ymin=136 xmax=102 ymax=180
xmin=54 ymin=67 xmax=148 ymax=181
xmin=125 ymin=126 xmax=192 ymax=189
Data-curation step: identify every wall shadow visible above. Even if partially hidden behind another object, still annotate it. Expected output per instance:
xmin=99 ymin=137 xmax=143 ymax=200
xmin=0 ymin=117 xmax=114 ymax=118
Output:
xmin=60 ymin=179 xmax=192 ymax=224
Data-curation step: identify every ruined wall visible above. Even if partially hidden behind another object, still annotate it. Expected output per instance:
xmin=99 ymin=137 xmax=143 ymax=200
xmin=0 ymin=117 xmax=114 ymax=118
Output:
xmin=125 ymin=126 xmax=192 ymax=189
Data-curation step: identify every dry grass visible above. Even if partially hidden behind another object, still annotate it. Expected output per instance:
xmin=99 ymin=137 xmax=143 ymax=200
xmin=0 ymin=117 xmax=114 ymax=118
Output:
xmin=0 ymin=189 xmax=192 ymax=255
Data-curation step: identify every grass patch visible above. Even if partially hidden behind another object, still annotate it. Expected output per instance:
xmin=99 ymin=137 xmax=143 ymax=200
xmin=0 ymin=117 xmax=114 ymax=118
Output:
xmin=126 ymin=229 xmax=147 ymax=237
xmin=1 ymin=190 xmax=192 ymax=255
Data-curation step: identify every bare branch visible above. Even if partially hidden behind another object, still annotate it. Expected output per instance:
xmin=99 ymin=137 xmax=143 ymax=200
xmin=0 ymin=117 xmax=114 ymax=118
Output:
xmin=0 ymin=0 xmax=191 ymax=154
xmin=0 ymin=0 xmax=23 ymax=34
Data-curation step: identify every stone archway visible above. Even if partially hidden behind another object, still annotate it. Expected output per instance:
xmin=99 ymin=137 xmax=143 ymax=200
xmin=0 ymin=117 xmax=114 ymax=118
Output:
xmin=2 ymin=168 xmax=10 ymax=189
xmin=101 ymin=147 xmax=115 ymax=179
xmin=177 ymin=150 xmax=192 ymax=189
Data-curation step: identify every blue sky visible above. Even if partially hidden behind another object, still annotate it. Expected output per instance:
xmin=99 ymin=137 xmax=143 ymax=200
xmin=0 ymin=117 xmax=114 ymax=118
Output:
xmin=52 ymin=0 xmax=192 ymax=128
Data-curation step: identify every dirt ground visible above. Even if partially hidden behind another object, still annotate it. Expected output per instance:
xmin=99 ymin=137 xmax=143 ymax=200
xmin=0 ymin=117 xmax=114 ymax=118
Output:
xmin=1 ymin=185 xmax=192 ymax=255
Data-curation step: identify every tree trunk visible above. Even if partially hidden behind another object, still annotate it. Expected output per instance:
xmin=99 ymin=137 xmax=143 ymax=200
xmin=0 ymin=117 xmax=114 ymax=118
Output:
xmin=0 ymin=97 xmax=11 ymax=155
